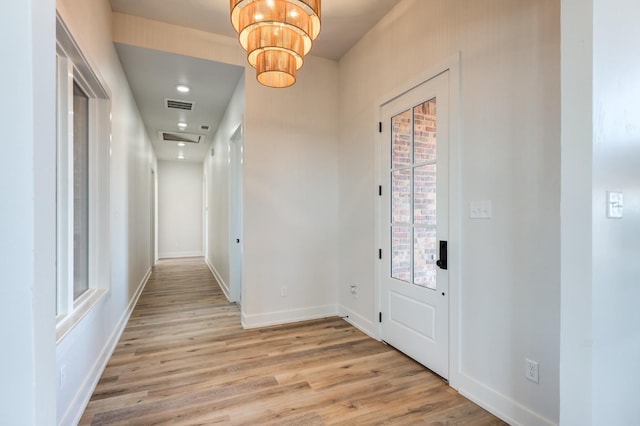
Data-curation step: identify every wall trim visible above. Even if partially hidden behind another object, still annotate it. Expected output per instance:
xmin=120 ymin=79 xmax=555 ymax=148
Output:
xmin=241 ymin=305 xmax=338 ymax=329
xmin=60 ymin=266 xmax=152 ymax=426
xmin=204 ymin=256 xmax=231 ymax=302
xmin=158 ymin=251 xmax=203 ymax=259
xmin=457 ymin=373 xmax=557 ymax=426
xmin=337 ymin=305 xmax=376 ymax=339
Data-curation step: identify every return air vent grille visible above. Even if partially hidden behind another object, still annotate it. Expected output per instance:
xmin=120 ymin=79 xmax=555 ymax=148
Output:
xmin=158 ymin=131 xmax=203 ymax=144
xmin=165 ymin=98 xmax=194 ymax=111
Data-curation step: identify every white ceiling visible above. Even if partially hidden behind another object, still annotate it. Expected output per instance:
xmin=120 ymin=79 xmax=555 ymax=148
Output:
xmin=114 ymin=43 xmax=244 ymax=162
xmin=110 ymin=0 xmax=402 ymax=60
xmin=110 ymin=0 xmax=402 ymax=162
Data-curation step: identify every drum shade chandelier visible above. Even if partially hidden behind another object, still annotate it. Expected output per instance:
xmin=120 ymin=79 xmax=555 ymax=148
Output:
xmin=230 ymin=0 xmax=321 ymax=88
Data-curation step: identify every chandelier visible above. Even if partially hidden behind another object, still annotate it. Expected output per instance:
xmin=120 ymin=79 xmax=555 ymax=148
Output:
xmin=230 ymin=0 xmax=321 ymax=88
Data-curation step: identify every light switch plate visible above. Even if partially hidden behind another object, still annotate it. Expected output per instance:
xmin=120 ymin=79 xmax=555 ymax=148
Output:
xmin=470 ymin=200 xmax=492 ymax=219
xmin=607 ymin=191 xmax=623 ymax=218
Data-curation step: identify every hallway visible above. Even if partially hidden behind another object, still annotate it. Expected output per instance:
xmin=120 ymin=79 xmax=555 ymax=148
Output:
xmin=79 ymin=258 xmax=504 ymax=425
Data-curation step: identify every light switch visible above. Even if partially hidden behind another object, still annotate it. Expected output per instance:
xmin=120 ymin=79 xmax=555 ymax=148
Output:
xmin=470 ymin=200 xmax=492 ymax=219
xmin=607 ymin=191 xmax=623 ymax=218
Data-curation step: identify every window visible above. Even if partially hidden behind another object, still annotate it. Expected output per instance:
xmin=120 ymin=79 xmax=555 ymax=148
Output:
xmin=73 ymin=82 xmax=90 ymax=300
xmin=55 ymin=15 xmax=111 ymax=341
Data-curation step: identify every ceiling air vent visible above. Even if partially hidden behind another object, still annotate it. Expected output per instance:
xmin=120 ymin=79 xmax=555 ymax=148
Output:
xmin=165 ymin=98 xmax=194 ymax=111
xmin=200 ymin=125 xmax=211 ymax=131
xmin=159 ymin=131 xmax=203 ymax=144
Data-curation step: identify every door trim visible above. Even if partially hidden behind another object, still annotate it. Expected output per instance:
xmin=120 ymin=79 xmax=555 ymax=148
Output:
xmin=229 ymin=123 xmax=244 ymax=304
xmin=374 ymin=53 xmax=461 ymax=390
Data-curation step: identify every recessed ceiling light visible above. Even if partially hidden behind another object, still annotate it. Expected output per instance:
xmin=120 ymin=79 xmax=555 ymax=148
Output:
xmin=177 ymin=122 xmax=187 ymax=129
xmin=176 ymin=85 xmax=190 ymax=93
xmin=178 ymin=154 xmax=185 ymax=160
xmin=178 ymin=142 xmax=186 ymax=147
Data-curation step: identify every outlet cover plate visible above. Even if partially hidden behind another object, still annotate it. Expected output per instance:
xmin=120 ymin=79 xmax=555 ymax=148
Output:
xmin=525 ymin=358 xmax=539 ymax=384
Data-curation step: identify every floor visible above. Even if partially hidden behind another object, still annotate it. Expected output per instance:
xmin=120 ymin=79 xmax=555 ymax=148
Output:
xmin=79 ymin=257 xmax=506 ymax=425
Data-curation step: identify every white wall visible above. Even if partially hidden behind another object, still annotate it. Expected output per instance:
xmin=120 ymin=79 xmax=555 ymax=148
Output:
xmin=55 ymin=0 xmax=156 ymax=423
xmin=113 ymin=15 xmax=341 ymax=329
xmin=559 ymin=0 xmax=593 ymax=424
xmin=0 ymin=0 xmax=57 ymax=423
xmin=242 ymin=56 xmax=340 ymax=327
xmin=561 ymin=0 xmax=640 ymax=424
xmin=158 ymin=160 xmax=204 ymax=258
xmin=337 ymin=1 xmax=560 ymax=424
xmin=204 ymin=76 xmax=245 ymax=296
xmin=592 ymin=2 xmax=640 ymax=423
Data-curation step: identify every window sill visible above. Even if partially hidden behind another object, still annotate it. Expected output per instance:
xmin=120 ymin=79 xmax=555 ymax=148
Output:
xmin=56 ymin=288 xmax=108 ymax=344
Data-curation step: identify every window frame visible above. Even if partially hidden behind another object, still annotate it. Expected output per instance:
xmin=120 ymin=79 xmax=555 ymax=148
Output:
xmin=55 ymin=13 xmax=112 ymax=342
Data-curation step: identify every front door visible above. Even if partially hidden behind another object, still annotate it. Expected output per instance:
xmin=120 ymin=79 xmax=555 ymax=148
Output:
xmin=380 ymin=71 xmax=450 ymax=379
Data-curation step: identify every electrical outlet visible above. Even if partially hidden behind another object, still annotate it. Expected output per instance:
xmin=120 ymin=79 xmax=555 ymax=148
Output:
xmin=350 ymin=285 xmax=359 ymax=298
xmin=280 ymin=286 xmax=288 ymax=297
xmin=59 ymin=365 xmax=67 ymax=389
xmin=525 ymin=358 xmax=539 ymax=384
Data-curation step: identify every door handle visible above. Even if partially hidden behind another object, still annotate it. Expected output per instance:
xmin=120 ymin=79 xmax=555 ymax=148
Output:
xmin=436 ymin=240 xmax=447 ymax=270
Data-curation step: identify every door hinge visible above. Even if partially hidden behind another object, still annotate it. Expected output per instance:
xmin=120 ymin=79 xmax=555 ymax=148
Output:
xmin=378 ymin=249 xmax=382 ymax=259
xmin=379 ymin=312 xmax=382 ymax=323
xmin=379 ymin=122 xmax=382 ymax=133
xmin=378 ymin=185 xmax=382 ymax=196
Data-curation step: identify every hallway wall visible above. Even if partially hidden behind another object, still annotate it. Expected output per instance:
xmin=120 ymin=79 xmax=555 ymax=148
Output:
xmin=337 ymin=1 xmax=560 ymax=424
xmin=203 ymin=76 xmax=245 ymax=297
xmin=55 ymin=0 xmax=156 ymax=423
xmin=158 ymin=161 xmax=203 ymax=258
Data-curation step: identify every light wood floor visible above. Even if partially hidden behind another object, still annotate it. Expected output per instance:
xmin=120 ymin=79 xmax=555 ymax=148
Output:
xmin=80 ymin=257 xmax=506 ymax=425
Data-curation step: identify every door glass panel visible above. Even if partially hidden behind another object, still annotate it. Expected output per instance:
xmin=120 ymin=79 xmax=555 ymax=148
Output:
xmin=392 ymin=226 xmax=411 ymax=282
xmin=389 ymin=98 xmax=438 ymax=289
xmin=414 ymin=227 xmax=437 ymax=289
xmin=414 ymin=99 xmax=437 ymax=163
xmin=414 ymin=165 xmax=436 ymax=225
xmin=392 ymin=109 xmax=411 ymax=168
xmin=392 ymin=169 xmax=411 ymax=223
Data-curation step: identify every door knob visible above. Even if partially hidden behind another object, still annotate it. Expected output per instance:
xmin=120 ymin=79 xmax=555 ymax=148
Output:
xmin=436 ymin=240 xmax=447 ymax=270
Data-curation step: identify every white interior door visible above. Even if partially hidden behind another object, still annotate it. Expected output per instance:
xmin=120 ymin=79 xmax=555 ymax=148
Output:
xmin=229 ymin=124 xmax=243 ymax=304
xmin=380 ymin=71 xmax=450 ymax=379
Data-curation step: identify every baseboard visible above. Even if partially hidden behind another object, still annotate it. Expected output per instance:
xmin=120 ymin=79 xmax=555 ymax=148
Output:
xmin=457 ymin=373 xmax=557 ymax=426
xmin=338 ymin=305 xmax=377 ymax=339
xmin=60 ymin=267 xmax=152 ymax=426
xmin=241 ymin=304 xmax=338 ymax=329
xmin=204 ymin=257 xmax=230 ymax=302
xmin=158 ymin=251 xmax=203 ymax=259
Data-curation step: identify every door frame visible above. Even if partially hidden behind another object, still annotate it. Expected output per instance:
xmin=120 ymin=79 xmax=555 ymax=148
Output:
xmin=375 ymin=53 xmax=461 ymax=390
xmin=229 ymin=123 xmax=244 ymax=304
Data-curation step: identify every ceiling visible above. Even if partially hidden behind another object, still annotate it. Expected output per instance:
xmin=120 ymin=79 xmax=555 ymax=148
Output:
xmin=110 ymin=0 xmax=402 ymax=162
xmin=114 ymin=43 xmax=244 ymax=163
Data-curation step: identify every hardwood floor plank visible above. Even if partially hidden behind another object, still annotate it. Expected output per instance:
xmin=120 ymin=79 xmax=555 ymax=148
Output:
xmin=79 ymin=257 xmax=506 ymax=425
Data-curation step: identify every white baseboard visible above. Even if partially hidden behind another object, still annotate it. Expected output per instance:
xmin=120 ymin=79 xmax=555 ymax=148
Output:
xmin=61 ymin=267 xmax=152 ymax=426
xmin=158 ymin=251 xmax=203 ymax=259
xmin=457 ymin=373 xmax=557 ymax=426
xmin=338 ymin=305 xmax=377 ymax=339
xmin=204 ymin=256 xmax=230 ymax=302
xmin=241 ymin=304 xmax=338 ymax=329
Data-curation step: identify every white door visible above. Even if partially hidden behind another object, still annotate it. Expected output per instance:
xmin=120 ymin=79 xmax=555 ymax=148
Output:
xmin=229 ymin=124 xmax=243 ymax=303
xmin=380 ymin=71 xmax=450 ymax=379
